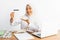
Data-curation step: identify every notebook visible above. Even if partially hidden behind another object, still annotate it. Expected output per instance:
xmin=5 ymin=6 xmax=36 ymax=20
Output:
xmin=14 ymin=32 xmax=34 ymax=40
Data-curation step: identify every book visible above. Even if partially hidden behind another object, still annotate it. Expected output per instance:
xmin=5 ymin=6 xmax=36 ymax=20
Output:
xmin=14 ymin=32 xmax=34 ymax=40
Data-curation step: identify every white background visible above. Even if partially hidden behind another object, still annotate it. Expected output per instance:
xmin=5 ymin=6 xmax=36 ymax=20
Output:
xmin=0 ymin=0 xmax=60 ymax=37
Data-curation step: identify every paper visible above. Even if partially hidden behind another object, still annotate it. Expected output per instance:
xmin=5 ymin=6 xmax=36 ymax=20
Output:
xmin=14 ymin=32 xmax=34 ymax=40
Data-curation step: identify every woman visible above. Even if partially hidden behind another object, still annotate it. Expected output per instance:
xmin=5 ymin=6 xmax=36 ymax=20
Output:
xmin=11 ymin=4 xmax=40 ymax=32
xmin=21 ymin=4 xmax=39 ymax=32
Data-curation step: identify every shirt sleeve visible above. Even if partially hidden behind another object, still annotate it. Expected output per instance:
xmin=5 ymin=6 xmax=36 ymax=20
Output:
xmin=11 ymin=18 xmax=21 ymax=26
xmin=28 ymin=23 xmax=39 ymax=32
xmin=21 ymin=20 xmax=28 ymax=29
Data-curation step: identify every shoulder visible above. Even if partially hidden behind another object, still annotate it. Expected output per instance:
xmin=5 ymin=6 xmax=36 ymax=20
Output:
xmin=21 ymin=14 xmax=28 ymax=20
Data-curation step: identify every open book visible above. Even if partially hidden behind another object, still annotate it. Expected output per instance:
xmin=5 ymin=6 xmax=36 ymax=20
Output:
xmin=14 ymin=32 xmax=34 ymax=40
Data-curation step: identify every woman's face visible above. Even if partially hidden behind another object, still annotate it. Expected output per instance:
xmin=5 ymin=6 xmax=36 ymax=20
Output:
xmin=26 ymin=5 xmax=32 ymax=16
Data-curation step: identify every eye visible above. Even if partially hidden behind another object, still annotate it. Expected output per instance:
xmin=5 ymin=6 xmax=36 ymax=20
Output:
xmin=29 ymin=7 xmax=31 ymax=9
xmin=26 ymin=8 xmax=28 ymax=10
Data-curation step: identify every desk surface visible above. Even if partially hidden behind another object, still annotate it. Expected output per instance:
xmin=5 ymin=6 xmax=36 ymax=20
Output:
xmin=0 ymin=33 xmax=58 ymax=40
xmin=0 ymin=32 xmax=40 ymax=40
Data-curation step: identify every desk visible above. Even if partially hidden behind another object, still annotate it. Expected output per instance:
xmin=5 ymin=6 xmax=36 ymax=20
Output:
xmin=0 ymin=32 xmax=40 ymax=40
xmin=0 ymin=32 xmax=59 ymax=40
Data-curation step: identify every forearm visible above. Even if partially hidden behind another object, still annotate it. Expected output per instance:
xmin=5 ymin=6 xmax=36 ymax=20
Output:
xmin=10 ymin=20 xmax=21 ymax=26
xmin=21 ymin=19 xmax=30 ymax=25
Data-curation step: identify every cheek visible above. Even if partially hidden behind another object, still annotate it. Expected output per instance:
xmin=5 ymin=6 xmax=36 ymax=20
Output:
xmin=26 ymin=10 xmax=29 ymax=13
xmin=26 ymin=9 xmax=32 ymax=13
xmin=28 ymin=10 xmax=32 ymax=13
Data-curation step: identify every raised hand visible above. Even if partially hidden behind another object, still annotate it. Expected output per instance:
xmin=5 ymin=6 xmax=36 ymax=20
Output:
xmin=10 ymin=12 xmax=14 ymax=23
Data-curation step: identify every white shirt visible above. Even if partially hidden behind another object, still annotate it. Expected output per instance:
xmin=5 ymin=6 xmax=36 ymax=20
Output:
xmin=21 ymin=14 xmax=39 ymax=32
xmin=12 ymin=14 xmax=39 ymax=32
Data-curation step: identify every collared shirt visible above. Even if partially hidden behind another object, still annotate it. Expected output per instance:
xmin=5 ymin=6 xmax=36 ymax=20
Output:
xmin=12 ymin=13 xmax=39 ymax=32
xmin=21 ymin=14 xmax=39 ymax=32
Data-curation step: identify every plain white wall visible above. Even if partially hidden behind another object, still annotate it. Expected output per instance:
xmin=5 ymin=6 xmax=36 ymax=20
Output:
xmin=56 ymin=0 xmax=60 ymax=30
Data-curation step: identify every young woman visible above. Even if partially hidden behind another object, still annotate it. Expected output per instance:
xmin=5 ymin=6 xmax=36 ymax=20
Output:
xmin=11 ymin=4 xmax=40 ymax=32
xmin=21 ymin=4 xmax=39 ymax=32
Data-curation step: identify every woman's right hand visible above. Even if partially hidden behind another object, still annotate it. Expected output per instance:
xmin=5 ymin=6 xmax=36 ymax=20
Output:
xmin=10 ymin=18 xmax=14 ymax=23
xmin=10 ymin=12 xmax=14 ymax=23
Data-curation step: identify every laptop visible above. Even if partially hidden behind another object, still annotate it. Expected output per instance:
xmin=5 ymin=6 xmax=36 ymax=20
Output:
xmin=32 ymin=32 xmax=41 ymax=38
xmin=27 ymin=30 xmax=41 ymax=38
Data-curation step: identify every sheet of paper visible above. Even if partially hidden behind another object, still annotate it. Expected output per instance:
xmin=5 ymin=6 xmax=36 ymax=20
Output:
xmin=14 ymin=32 xmax=34 ymax=40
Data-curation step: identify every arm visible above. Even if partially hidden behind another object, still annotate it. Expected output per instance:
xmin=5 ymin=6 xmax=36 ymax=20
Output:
xmin=21 ymin=19 xmax=30 ymax=25
xmin=10 ymin=12 xmax=14 ymax=24
xmin=10 ymin=12 xmax=21 ymax=26
xmin=11 ymin=19 xmax=21 ymax=26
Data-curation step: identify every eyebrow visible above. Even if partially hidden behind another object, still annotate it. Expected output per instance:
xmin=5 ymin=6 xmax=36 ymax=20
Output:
xmin=26 ymin=7 xmax=31 ymax=10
